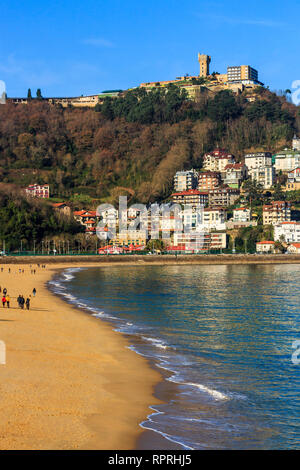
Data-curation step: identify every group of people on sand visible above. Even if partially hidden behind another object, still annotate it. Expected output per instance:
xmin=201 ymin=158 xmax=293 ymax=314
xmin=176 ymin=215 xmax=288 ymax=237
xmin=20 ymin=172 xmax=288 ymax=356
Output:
xmin=1 ymin=287 xmax=10 ymax=308
xmin=0 ymin=287 xmax=36 ymax=310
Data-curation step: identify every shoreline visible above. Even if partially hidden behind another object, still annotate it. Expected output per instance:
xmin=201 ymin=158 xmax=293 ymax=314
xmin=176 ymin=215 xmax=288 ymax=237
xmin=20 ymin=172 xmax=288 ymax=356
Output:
xmin=1 ymin=253 xmax=300 ymax=265
xmin=0 ymin=263 xmax=162 ymax=450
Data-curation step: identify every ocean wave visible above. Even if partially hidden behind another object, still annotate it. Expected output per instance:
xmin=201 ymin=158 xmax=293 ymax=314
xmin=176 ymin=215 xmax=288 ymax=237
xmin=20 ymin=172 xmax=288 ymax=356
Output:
xmin=141 ymin=336 xmax=171 ymax=350
xmin=177 ymin=381 xmax=228 ymax=401
xmin=140 ymin=406 xmax=194 ymax=450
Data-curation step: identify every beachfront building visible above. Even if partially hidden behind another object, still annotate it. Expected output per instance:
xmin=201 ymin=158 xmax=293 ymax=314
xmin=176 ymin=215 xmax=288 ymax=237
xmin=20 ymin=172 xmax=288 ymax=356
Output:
xmin=25 ymin=184 xmax=49 ymax=198
xmin=274 ymin=221 xmax=300 ymax=243
xmin=173 ymin=231 xmax=227 ymax=252
xmin=208 ymin=186 xmax=240 ymax=207
xmin=202 ymin=149 xmax=235 ymax=172
xmin=256 ymin=241 xmax=275 ymax=253
xmin=287 ymin=243 xmax=300 ymax=254
xmin=248 ymin=165 xmax=275 ymax=189
xmin=244 ymin=152 xmax=272 ymax=170
xmin=263 ymin=201 xmax=291 ymax=225
xmin=110 ymin=229 xmax=147 ymax=247
xmin=197 ymin=171 xmax=221 ymax=191
xmin=171 ymin=189 xmax=209 ymax=207
xmin=274 ymin=150 xmax=300 ymax=173
xmin=174 ymin=169 xmax=199 ymax=192
xmin=222 ymin=163 xmax=248 ymax=188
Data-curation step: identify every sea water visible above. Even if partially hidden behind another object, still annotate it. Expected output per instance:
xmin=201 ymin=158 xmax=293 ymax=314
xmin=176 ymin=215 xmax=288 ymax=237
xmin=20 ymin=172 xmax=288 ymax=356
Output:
xmin=49 ymin=264 xmax=300 ymax=449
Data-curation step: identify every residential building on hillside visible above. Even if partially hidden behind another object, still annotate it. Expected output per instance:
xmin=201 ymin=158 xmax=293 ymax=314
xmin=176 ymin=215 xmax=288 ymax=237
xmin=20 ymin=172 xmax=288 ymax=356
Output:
xmin=292 ymin=135 xmax=300 ymax=151
xmin=202 ymin=149 xmax=235 ymax=172
xmin=171 ymin=189 xmax=209 ymax=207
xmin=197 ymin=171 xmax=221 ymax=190
xmin=248 ymin=165 xmax=275 ymax=189
xmin=25 ymin=184 xmax=49 ymax=198
xmin=274 ymin=221 xmax=300 ymax=243
xmin=285 ymin=167 xmax=300 ymax=190
xmin=233 ymin=207 xmax=251 ymax=222
xmin=203 ymin=207 xmax=227 ymax=230
xmin=244 ymin=152 xmax=272 ymax=170
xmin=52 ymin=202 xmax=71 ymax=216
xmin=208 ymin=186 xmax=240 ymax=207
xmin=274 ymin=150 xmax=300 ymax=173
xmin=256 ymin=241 xmax=275 ymax=253
xmin=174 ymin=170 xmax=198 ymax=192
xmin=263 ymin=201 xmax=291 ymax=225
xmin=222 ymin=163 xmax=248 ymax=188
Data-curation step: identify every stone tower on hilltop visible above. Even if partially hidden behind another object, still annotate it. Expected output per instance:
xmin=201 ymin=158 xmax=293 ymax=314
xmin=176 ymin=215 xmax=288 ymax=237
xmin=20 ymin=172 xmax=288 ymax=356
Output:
xmin=198 ymin=53 xmax=211 ymax=77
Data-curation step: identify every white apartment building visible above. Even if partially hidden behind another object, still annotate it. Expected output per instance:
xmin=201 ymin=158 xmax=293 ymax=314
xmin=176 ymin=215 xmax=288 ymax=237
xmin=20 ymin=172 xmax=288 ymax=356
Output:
xmin=263 ymin=201 xmax=291 ymax=225
xmin=233 ymin=207 xmax=251 ymax=222
xmin=248 ymin=165 xmax=275 ymax=189
xmin=174 ymin=170 xmax=198 ymax=192
xmin=292 ymin=135 xmax=300 ymax=151
xmin=274 ymin=150 xmax=300 ymax=173
xmin=203 ymin=149 xmax=235 ymax=172
xmin=244 ymin=152 xmax=272 ymax=170
xmin=274 ymin=222 xmax=300 ymax=243
xmin=202 ymin=207 xmax=227 ymax=230
xmin=256 ymin=241 xmax=275 ymax=253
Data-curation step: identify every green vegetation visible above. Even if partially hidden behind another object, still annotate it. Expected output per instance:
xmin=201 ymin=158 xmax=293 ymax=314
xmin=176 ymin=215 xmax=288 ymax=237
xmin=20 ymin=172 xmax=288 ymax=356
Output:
xmin=0 ymin=186 xmax=83 ymax=251
xmin=0 ymin=87 xmax=299 ymax=205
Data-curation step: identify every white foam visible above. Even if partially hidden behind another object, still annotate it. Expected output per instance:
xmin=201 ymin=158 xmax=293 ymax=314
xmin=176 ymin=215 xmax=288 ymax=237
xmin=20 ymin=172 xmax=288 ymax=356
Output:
xmin=180 ymin=381 xmax=228 ymax=401
xmin=140 ymin=406 xmax=194 ymax=450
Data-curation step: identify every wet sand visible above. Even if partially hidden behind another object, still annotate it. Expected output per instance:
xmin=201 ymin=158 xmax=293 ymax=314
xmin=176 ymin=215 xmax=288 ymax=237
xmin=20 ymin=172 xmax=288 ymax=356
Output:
xmin=0 ymin=263 xmax=162 ymax=449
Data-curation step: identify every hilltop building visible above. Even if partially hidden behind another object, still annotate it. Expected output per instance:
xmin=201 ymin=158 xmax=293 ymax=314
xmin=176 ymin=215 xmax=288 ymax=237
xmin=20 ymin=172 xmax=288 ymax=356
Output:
xmin=198 ymin=53 xmax=211 ymax=77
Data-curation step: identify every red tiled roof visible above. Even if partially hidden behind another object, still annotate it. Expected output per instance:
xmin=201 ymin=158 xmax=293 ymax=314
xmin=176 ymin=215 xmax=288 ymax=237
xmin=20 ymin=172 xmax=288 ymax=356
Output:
xmin=172 ymin=190 xmax=209 ymax=196
xmin=257 ymin=241 xmax=275 ymax=245
xmin=290 ymin=243 xmax=300 ymax=248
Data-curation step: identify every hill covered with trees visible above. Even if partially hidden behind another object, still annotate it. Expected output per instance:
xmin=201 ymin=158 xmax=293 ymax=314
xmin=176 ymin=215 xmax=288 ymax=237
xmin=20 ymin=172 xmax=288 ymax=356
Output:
xmin=1 ymin=86 xmax=299 ymax=205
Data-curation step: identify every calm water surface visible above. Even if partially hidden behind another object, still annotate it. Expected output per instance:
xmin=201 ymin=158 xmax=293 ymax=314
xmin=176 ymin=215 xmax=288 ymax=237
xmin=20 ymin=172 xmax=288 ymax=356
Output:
xmin=50 ymin=264 xmax=300 ymax=449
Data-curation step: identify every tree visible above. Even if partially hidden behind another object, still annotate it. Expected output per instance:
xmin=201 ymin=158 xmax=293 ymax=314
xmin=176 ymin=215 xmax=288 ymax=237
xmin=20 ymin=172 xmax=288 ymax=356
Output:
xmin=36 ymin=89 xmax=43 ymax=100
xmin=27 ymin=88 xmax=32 ymax=100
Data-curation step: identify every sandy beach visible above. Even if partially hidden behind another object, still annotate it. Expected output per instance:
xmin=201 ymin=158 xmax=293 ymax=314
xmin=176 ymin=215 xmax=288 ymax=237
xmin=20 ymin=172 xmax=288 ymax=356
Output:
xmin=0 ymin=263 xmax=162 ymax=450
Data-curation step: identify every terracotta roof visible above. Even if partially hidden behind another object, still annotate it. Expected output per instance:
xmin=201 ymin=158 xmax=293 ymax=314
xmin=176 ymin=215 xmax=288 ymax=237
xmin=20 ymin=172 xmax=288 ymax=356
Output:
xmin=52 ymin=202 xmax=67 ymax=207
xmin=172 ymin=190 xmax=209 ymax=196
xmin=257 ymin=241 xmax=275 ymax=245
xmin=290 ymin=243 xmax=300 ymax=248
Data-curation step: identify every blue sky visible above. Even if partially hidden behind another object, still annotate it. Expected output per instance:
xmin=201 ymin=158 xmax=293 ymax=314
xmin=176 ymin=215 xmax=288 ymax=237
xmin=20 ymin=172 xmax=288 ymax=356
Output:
xmin=0 ymin=0 xmax=299 ymax=97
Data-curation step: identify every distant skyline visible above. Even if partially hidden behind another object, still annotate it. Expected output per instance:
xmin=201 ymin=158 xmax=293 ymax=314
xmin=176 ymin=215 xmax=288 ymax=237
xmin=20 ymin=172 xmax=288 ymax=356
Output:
xmin=0 ymin=0 xmax=299 ymax=97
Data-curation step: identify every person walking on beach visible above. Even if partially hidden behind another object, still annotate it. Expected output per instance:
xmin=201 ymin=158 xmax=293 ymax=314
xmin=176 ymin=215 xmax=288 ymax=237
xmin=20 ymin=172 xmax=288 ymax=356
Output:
xmin=25 ymin=297 xmax=30 ymax=310
xmin=6 ymin=294 xmax=10 ymax=308
xmin=33 ymin=288 xmax=36 ymax=297
xmin=2 ymin=295 xmax=6 ymax=308
xmin=3 ymin=288 xmax=7 ymax=296
xmin=20 ymin=296 xmax=25 ymax=309
xmin=17 ymin=295 xmax=21 ymax=308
